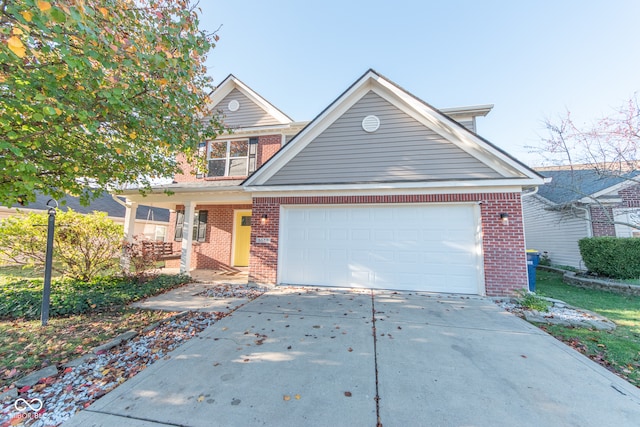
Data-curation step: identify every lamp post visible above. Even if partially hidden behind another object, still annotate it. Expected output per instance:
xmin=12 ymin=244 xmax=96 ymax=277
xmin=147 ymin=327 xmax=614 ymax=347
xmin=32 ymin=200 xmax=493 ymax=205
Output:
xmin=41 ymin=199 xmax=57 ymax=326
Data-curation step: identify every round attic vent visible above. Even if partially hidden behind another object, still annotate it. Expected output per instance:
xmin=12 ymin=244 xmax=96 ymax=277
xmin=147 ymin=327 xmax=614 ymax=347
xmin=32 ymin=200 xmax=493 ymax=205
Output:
xmin=228 ymin=99 xmax=240 ymax=112
xmin=362 ymin=115 xmax=380 ymax=133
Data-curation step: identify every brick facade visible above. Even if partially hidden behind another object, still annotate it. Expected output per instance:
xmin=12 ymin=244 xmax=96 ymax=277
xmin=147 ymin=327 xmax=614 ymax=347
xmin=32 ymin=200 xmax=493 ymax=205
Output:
xmin=173 ymin=135 xmax=282 ymax=184
xmin=589 ymin=205 xmax=616 ymax=237
xmin=249 ymin=193 xmax=528 ymax=296
xmin=165 ymin=204 xmax=252 ymax=270
xmin=257 ymin=135 xmax=282 ymax=168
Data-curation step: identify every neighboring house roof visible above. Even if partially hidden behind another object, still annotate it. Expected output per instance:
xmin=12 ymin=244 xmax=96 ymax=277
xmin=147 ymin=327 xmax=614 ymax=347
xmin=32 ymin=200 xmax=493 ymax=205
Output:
xmin=245 ymin=69 xmax=544 ymax=189
xmin=536 ymin=169 xmax=640 ymax=205
xmin=11 ymin=193 xmax=170 ymax=223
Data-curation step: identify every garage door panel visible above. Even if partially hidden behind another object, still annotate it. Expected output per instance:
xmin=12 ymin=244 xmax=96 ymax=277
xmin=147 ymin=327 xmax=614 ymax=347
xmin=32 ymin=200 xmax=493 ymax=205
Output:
xmin=280 ymin=204 xmax=483 ymax=294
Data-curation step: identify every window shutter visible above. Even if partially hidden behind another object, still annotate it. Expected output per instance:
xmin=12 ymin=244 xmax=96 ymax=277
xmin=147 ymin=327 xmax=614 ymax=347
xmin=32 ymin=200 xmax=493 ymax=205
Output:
xmin=248 ymin=137 xmax=258 ymax=174
xmin=194 ymin=210 xmax=208 ymax=242
xmin=174 ymin=210 xmax=185 ymax=241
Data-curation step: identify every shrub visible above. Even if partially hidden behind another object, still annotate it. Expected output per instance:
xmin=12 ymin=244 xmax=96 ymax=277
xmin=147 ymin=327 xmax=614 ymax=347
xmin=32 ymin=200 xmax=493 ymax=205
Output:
xmin=0 ymin=210 xmax=122 ymax=281
xmin=121 ymin=235 xmax=161 ymax=281
xmin=515 ymin=289 xmax=550 ymax=312
xmin=0 ymin=274 xmax=190 ymax=320
xmin=578 ymin=237 xmax=640 ymax=279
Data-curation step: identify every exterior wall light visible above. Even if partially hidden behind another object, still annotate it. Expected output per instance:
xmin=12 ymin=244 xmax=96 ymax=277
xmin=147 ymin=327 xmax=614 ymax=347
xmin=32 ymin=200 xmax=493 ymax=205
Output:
xmin=261 ymin=214 xmax=268 ymax=224
xmin=499 ymin=213 xmax=509 ymax=224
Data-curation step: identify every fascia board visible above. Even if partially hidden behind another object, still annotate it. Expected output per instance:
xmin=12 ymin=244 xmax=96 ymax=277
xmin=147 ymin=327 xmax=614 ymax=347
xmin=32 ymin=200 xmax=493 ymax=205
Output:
xmin=245 ymin=177 xmax=543 ymax=193
xmin=220 ymin=122 xmax=309 ymax=138
xmin=371 ymin=77 xmax=538 ymax=180
xmin=245 ymin=185 xmax=526 ymax=199
xmin=206 ymin=75 xmax=292 ymax=124
xmin=584 ymin=179 xmax=636 ymax=201
xmin=123 ymin=190 xmax=251 ymax=206
xmin=244 ymin=72 xmax=378 ymax=185
xmin=440 ymin=104 xmax=494 ymax=117
xmin=232 ymin=78 xmax=293 ymax=124
xmin=206 ymin=75 xmax=237 ymax=109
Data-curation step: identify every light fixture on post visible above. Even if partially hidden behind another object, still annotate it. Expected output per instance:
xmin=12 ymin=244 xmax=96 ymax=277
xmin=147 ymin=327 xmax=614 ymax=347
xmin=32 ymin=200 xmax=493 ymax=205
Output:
xmin=261 ymin=214 xmax=268 ymax=224
xmin=499 ymin=213 xmax=509 ymax=224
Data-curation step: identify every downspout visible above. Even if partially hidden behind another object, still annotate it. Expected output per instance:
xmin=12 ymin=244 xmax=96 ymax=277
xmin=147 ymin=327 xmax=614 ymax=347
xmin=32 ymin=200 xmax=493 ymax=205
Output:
xmin=571 ymin=203 xmax=593 ymax=238
xmin=521 ymin=186 xmax=539 ymax=198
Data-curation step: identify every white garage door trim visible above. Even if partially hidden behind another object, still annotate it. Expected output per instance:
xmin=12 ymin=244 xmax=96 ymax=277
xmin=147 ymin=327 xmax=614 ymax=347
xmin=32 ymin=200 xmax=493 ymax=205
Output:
xmin=278 ymin=203 xmax=485 ymax=294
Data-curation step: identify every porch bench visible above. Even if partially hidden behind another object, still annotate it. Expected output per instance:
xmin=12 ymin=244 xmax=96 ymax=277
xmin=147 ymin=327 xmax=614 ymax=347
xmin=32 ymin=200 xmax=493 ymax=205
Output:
xmin=141 ymin=241 xmax=181 ymax=260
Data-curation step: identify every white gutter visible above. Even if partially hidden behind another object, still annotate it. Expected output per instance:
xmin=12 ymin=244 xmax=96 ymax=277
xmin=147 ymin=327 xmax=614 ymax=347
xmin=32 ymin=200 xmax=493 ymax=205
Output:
xmin=111 ymin=194 xmax=127 ymax=207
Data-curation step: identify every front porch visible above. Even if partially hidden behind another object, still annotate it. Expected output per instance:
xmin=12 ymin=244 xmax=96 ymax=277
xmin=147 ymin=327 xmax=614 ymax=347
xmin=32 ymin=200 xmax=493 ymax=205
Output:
xmin=118 ymin=182 xmax=252 ymax=275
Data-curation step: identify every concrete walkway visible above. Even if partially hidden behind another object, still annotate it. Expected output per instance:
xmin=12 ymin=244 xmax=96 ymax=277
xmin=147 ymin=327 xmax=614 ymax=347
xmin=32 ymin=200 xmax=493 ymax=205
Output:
xmin=65 ymin=287 xmax=640 ymax=427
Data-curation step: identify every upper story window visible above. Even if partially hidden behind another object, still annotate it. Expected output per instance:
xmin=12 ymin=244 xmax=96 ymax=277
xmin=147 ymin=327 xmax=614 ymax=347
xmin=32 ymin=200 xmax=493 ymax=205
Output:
xmin=206 ymin=139 xmax=257 ymax=178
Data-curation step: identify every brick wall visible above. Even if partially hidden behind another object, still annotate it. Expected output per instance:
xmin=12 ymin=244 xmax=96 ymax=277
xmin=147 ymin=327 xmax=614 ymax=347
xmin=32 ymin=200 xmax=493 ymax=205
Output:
xmin=165 ymin=204 xmax=252 ymax=270
xmin=172 ymin=135 xmax=282 ymax=183
xmin=257 ymin=135 xmax=282 ymax=168
xmin=619 ymin=184 xmax=640 ymax=207
xmin=589 ymin=205 xmax=616 ymax=237
xmin=249 ymin=193 xmax=528 ymax=296
xmin=588 ymin=184 xmax=640 ymax=237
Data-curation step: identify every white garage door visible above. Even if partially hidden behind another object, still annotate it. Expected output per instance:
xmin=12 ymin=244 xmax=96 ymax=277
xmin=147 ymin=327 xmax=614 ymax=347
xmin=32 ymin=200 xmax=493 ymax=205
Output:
xmin=279 ymin=204 xmax=484 ymax=294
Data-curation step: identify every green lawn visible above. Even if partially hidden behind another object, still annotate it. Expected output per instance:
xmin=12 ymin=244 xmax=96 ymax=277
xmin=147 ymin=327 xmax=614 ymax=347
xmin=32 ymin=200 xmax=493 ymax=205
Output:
xmin=535 ymin=269 xmax=640 ymax=388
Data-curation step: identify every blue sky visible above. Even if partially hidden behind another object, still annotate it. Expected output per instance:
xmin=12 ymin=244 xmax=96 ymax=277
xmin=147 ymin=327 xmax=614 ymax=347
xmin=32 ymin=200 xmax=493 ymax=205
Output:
xmin=199 ymin=1 xmax=640 ymax=166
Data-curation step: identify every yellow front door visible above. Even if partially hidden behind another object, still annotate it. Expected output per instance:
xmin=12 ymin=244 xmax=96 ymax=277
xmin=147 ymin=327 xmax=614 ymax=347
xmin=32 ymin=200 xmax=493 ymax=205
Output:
xmin=233 ymin=210 xmax=252 ymax=267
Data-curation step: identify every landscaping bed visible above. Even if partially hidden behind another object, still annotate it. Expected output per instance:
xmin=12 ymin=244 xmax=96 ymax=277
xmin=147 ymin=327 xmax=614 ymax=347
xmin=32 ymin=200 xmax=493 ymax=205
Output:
xmin=0 ymin=268 xmax=191 ymax=392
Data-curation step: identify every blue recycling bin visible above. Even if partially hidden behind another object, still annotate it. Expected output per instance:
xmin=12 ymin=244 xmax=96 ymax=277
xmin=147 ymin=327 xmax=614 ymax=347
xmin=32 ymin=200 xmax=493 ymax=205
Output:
xmin=526 ymin=250 xmax=540 ymax=292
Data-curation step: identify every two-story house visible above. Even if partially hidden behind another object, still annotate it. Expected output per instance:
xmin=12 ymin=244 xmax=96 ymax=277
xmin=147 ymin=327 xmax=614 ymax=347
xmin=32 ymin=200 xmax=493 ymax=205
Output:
xmin=118 ymin=70 xmax=544 ymax=296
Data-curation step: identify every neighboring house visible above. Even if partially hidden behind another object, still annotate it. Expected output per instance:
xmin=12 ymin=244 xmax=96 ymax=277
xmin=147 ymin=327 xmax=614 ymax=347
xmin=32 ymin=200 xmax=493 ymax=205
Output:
xmin=0 ymin=193 xmax=170 ymax=242
xmin=522 ymin=168 xmax=640 ymax=269
xmin=118 ymin=70 xmax=544 ymax=296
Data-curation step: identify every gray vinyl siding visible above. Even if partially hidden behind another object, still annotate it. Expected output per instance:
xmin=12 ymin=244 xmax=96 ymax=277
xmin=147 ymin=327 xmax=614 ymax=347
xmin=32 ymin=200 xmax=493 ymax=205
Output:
xmin=522 ymin=195 xmax=589 ymax=269
xmin=443 ymin=115 xmax=475 ymax=133
xmin=264 ymin=91 xmax=502 ymax=185
xmin=215 ymin=88 xmax=282 ymax=128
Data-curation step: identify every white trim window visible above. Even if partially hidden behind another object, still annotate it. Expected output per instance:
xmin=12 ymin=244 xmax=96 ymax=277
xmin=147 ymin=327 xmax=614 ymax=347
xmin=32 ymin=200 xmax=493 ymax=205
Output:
xmin=207 ymin=140 xmax=249 ymax=177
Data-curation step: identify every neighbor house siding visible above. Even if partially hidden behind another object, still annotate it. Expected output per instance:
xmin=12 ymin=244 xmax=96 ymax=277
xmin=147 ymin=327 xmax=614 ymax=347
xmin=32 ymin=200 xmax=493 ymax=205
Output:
xmin=249 ymin=193 xmax=528 ymax=296
xmin=166 ymin=204 xmax=252 ymax=270
xmin=264 ymin=91 xmax=502 ymax=185
xmin=217 ymin=88 xmax=283 ymax=128
xmin=522 ymin=196 xmax=589 ymax=269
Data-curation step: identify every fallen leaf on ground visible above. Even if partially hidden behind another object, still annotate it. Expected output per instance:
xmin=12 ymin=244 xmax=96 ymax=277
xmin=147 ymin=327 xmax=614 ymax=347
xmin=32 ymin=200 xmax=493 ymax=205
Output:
xmin=283 ymin=395 xmax=290 ymax=401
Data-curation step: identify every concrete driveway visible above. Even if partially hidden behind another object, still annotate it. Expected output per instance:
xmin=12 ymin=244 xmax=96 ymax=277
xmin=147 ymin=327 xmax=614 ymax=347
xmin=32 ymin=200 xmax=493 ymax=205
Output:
xmin=65 ymin=287 xmax=640 ymax=427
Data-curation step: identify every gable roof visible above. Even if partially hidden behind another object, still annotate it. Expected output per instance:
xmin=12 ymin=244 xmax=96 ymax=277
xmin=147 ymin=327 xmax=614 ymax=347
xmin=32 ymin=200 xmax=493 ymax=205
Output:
xmin=9 ymin=193 xmax=170 ymax=223
xmin=536 ymin=169 xmax=640 ymax=205
xmin=244 ymin=69 xmax=544 ymax=189
xmin=207 ymin=74 xmax=293 ymax=128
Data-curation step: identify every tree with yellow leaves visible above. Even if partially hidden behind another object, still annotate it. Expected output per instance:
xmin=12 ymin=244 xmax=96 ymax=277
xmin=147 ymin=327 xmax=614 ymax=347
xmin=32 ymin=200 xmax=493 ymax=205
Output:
xmin=0 ymin=0 xmax=224 ymax=206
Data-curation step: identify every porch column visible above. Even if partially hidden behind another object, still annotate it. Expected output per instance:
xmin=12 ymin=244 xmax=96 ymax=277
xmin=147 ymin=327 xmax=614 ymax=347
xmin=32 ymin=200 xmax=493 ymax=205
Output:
xmin=121 ymin=201 xmax=138 ymax=270
xmin=123 ymin=201 xmax=138 ymax=242
xmin=180 ymin=201 xmax=195 ymax=274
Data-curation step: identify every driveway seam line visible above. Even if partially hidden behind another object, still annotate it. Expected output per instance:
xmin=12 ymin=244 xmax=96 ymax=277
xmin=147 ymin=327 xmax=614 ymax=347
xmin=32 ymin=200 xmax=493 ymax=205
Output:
xmin=371 ymin=290 xmax=382 ymax=427
xmin=83 ymin=409 xmax=183 ymax=426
